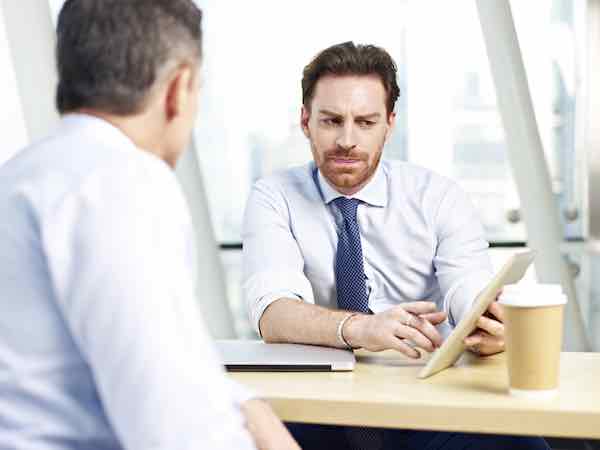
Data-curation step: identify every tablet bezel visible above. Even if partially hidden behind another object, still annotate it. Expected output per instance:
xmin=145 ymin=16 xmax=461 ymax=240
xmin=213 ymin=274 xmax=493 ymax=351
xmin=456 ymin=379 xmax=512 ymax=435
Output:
xmin=417 ymin=250 xmax=536 ymax=379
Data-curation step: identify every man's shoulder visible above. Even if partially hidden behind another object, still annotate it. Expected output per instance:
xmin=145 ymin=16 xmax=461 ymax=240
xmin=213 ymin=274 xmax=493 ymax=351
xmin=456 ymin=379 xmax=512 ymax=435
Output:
xmin=2 ymin=124 xmax=161 ymax=178
xmin=253 ymin=162 xmax=315 ymax=194
xmin=383 ymin=161 xmax=477 ymax=227
xmin=383 ymin=160 xmax=457 ymax=194
xmin=0 ymin=126 xmax=178 ymax=216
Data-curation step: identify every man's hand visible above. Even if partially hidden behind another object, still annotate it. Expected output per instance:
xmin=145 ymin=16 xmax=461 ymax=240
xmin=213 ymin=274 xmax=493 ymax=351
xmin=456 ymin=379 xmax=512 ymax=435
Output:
xmin=241 ymin=399 xmax=300 ymax=450
xmin=343 ymin=302 xmax=447 ymax=358
xmin=464 ymin=300 xmax=505 ymax=356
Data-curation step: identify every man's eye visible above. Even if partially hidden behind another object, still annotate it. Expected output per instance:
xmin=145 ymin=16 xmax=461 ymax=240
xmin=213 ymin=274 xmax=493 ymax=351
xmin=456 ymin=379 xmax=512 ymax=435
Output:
xmin=322 ymin=118 xmax=341 ymax=126
xmin=357 ymin=120 xmax=375 ymax=127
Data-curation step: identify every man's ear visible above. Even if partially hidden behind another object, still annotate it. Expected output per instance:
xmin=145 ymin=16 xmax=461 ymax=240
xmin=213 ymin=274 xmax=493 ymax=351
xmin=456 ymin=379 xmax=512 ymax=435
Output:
xmin=300 ymin=106 xmax=311 ymax=138
xmin=385 ymin=111 xmax=396 ymax=142
xmin=165 ymin=65 xmax=193 ymax=122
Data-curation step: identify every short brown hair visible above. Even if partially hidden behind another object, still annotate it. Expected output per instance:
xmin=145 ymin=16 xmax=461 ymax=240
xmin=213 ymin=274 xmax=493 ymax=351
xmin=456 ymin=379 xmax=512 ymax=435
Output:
xmin=302 ymin=41 xmax=400 ymax=115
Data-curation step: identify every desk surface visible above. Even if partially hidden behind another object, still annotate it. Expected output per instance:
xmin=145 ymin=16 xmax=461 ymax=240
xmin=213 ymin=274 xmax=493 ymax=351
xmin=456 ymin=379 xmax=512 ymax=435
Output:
xmin=231 ymin=351 xmax=600 ymax=439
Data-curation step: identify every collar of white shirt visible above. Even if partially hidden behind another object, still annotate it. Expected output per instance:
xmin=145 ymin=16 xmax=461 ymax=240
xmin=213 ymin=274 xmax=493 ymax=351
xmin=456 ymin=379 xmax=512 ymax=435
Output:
xmin=316 ymin=161 xmax=388 ymax=207
xmin=60 ymin=112 xmax=138 ymax=153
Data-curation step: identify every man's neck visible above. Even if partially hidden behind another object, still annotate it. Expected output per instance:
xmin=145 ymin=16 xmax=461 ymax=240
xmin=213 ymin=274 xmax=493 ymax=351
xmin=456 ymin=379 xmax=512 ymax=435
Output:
xmin=76 ymin=108 xmax=172 ymax=167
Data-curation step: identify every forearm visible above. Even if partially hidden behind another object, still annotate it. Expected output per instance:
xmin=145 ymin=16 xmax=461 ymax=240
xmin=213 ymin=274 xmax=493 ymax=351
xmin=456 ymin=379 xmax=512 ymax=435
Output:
xmin=259 ymin=298 xmax=354 ymax=348
xmin=259 ymin=299 xmax=448 ymax=356
xmin=241 ymin=399 xmax=300 ymax=450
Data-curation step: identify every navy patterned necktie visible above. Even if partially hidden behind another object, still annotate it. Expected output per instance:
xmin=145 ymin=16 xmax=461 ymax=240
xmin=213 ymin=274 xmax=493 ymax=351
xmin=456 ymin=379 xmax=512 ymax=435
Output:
xmin=334 ymin=197 xmax=384 ymax=450
xmin=334 ymin=197 xmax=369 ymax=313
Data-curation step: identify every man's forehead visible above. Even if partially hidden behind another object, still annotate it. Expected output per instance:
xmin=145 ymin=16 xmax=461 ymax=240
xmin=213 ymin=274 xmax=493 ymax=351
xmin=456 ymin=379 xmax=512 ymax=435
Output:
xmin=311 ymin=74 xmax=387 ymax=112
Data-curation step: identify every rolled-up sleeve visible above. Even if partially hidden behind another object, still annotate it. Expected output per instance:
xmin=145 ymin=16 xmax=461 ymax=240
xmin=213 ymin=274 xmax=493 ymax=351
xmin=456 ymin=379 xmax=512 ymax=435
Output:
xmin=243 ymin=179 xmax=314 ymax=334
xmin=433 ymin=183 xmax=494 ymax=325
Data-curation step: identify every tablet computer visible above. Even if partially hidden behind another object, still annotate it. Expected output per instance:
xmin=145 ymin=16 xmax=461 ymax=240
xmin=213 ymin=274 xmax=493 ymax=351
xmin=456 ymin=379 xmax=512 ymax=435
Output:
xmin=417 ymin=250 xmax=536 ymax=379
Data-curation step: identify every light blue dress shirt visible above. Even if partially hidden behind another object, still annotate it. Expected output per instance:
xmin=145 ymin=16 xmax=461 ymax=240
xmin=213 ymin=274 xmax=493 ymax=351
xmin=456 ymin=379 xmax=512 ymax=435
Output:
xmin=243 ymin=161 xmax=494 ymax=337
xmin=0 ymin=115 xmax=255 ymax=450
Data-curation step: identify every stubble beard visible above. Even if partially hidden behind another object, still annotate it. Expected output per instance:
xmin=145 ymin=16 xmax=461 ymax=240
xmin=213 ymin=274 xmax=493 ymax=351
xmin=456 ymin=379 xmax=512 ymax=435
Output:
xmin=311 ymin=141 xmax=384 ymax=194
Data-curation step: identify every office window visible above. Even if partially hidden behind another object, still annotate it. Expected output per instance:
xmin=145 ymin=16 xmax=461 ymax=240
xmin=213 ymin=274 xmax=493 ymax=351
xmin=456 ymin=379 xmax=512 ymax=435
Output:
xmin=194 ymin=0 xmax=586 ymax=244
xmin=46 ymin=0 xmax=587 ymax=244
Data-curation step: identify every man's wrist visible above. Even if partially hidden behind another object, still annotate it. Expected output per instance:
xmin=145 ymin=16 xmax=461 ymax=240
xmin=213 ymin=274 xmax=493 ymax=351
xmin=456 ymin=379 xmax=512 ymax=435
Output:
xmin=336 ymin=313 xmax=357 ymax=349
xmin=341 ymin=313 xmax=366 ymax=349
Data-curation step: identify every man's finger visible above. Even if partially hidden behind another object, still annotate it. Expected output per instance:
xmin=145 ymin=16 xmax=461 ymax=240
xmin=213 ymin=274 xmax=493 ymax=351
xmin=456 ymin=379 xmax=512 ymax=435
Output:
xmin=409 ymin=314 xmax=443 ymax=348
xmin=402 ymin=301 xmax=438 ymax=315
xmin=395 ymin=324 xmax=435 ymax=352
xmin=487 ymin=301 xmax=505 ymax=323
xmin=388 ymin=336 xmax=421 ymax=359
xmin=468 ymin=332 xmax=504 ymax=356
xmin=419 ymin=311 xmax=447 ymax=325
xmin=464 ymin=332 xmax=483 ymax=347
xmin=476 ymin=315 xmax=504 ymax=337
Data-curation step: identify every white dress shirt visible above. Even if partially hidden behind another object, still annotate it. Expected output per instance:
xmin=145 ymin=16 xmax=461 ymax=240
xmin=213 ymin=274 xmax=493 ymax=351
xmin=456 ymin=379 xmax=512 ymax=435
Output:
xmin=243 ymin=160 xmax=494 ymax=338
xmin=0 ymin=114 xmax=255 ymax=450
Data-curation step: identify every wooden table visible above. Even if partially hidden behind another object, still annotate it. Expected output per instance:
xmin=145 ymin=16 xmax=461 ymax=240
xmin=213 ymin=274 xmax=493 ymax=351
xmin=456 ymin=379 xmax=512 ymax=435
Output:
xmin=231 ymin=351 xmax=600 ymax=439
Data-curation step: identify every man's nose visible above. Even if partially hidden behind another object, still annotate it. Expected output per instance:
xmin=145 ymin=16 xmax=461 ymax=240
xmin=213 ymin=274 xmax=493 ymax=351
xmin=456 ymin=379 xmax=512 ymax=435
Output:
xmin=336 ymin=123 xmax=357 ymax=151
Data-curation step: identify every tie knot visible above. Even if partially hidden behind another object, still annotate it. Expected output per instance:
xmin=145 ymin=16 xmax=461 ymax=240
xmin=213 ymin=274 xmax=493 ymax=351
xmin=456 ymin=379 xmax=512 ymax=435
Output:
xmin=333 ymin=197 xmax=360 ymax=221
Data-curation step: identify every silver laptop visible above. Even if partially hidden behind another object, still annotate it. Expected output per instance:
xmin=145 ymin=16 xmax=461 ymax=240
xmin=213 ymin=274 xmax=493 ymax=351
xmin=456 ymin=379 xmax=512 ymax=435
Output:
xmin=216 ymin=340 xmax=355 ymax=372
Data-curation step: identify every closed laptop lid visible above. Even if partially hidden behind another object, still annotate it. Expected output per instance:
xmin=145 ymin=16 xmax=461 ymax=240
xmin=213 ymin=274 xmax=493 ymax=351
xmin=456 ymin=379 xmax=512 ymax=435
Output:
xmin=216 ymin=340 xmax=355 ymax=372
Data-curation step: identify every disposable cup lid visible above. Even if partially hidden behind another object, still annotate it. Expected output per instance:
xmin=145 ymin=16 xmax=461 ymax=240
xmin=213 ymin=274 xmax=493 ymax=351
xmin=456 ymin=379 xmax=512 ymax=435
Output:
xmin=498 ymin=283 xmax=567 ymax=307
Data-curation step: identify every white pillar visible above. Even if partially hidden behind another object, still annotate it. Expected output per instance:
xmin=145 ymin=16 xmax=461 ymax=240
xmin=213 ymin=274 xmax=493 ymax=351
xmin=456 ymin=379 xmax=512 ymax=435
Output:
xmin=0 ymin=3 xmax=28 ymax=164
xmin=0 ymin=0 xmax=59 ymax=141
xmin=176 ymin=145 xmax=237 ymax=338
xmin=476 ymin=0 xmax=589 ymax=351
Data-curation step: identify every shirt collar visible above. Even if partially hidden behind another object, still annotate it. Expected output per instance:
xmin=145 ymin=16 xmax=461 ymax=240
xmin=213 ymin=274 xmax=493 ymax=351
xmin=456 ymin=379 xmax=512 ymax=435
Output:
xmin=59 ymin=113 xmax=138 ymax=153
xmin=317 ymin=162 xmax=387 ymax=207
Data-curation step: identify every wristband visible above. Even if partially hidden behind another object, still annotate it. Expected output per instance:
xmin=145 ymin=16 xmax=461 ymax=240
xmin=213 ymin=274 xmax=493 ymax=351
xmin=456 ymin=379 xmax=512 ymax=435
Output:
xmin=336 ymin=312 xmax=359 ymax=349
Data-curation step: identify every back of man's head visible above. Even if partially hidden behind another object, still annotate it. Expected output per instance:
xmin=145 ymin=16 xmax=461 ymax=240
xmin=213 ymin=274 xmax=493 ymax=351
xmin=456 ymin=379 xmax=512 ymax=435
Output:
xmin=56 ymin=0 xmax=202 ymax=116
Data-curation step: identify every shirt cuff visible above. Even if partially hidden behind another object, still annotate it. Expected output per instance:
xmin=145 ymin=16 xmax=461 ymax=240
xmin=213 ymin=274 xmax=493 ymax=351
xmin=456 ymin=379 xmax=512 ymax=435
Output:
xmin=442 ymin=269 xmax=494 ymax=326
xmin=227 ymin=377 xmax=257 ymax=406
xmin=244 ymin=270 xmax=315 ymax=335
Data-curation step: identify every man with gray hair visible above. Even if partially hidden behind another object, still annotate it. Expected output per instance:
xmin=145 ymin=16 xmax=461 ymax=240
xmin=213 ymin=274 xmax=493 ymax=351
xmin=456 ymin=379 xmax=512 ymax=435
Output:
xmin=0 ymin=1 xmax=298 ymax=449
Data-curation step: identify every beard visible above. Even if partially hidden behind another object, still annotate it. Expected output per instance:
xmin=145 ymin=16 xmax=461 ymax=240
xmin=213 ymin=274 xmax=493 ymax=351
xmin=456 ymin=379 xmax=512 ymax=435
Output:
xmin=312 ymin=143 xmax=383 ymax=194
